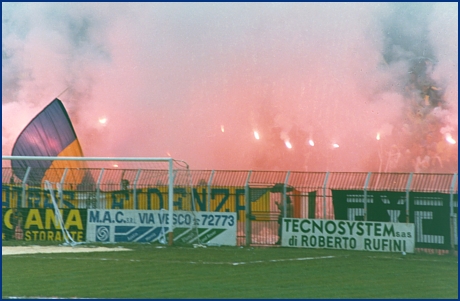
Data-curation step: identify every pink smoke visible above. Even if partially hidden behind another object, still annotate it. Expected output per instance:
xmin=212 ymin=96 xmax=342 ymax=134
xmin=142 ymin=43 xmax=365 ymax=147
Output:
xmin=2 ymin=3 xmax=457 ymax=172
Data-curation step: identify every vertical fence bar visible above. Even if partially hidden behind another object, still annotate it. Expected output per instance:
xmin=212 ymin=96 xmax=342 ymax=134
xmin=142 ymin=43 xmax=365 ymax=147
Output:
xmin=207 ymin=170 xmax=215 ymax=211
xmin=168 ymin=159 xmax=174 ymax=246
xmin=283 ymin=171 xmax=291 ymax=218
xmin=59 ymin=168 xmax=68 ymax=208
xmin=245 ymin=171 xmax=252 ymax=246
xmin=133 ymin=169 xmax=142 ymax=209
xmin=21 ymin=167 xmax=31 ymax=208
xmin=322 ymin=172 xmax=330 ymax=219
xmin=405 ymin=173 xmax=413 ymax=223
xmin=449 ymin=173 xmax=458 ymax=252
xmin=363 ymin=172 xmax=371 ymax=221
xmin=96 ymin=168 xmax=104 ymax=209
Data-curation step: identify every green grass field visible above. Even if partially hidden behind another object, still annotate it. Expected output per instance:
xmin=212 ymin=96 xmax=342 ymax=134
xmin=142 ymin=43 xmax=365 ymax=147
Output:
xmin=2 ymin=241 xmax=458 ymax=299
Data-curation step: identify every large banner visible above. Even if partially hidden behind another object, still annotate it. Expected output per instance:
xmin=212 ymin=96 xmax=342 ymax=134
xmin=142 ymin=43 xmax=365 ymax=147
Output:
xmin=2 ymin=208 xmax=87 ymax=242
xmin=86 ymin=209 xmax=237 ymax=246
xmin=2 ymin=185 xmax=271 ymax=222
xmin=331 ymin=190 xmax=458 ymax=250
xmin=282 ymin=218 xmax=415 ymax=253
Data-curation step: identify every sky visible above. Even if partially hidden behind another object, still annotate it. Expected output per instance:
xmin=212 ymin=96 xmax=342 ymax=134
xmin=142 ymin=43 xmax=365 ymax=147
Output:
xmin=2 ymin=2 xmax=458 ymax=172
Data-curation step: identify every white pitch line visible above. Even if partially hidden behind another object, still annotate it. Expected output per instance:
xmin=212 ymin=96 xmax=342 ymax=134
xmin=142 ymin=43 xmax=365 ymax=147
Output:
xmin=4 ymin=254 xmax=337 ymax=265
xmin=190 ymin=255 xmax=336 ymax=265
xmin=4 ymin=296 xmax=95 ymax=299
xmin=2 ymin=246 xmax=131 ymax=256
xmin=367 ymin=255 xmax=458 ymax=263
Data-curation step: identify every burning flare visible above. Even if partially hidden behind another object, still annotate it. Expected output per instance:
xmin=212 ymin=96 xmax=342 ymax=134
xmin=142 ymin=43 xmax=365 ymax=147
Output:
xmin=445 ymin=133 xmax=456 ymax=144
xmin=254 ymin=131 xmax=260 ymax=140
xmin=99 ymin=117 xmax=107 ymax=125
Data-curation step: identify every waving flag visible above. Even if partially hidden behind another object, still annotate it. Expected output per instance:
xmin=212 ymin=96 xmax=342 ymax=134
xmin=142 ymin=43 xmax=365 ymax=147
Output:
xmin=11 ymin=98 xmax=89 ymax=187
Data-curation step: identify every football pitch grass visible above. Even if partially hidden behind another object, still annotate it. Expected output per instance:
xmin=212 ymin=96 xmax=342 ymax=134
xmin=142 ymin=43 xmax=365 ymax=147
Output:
xmin=2 ymin=241 xmax=458 ymax=299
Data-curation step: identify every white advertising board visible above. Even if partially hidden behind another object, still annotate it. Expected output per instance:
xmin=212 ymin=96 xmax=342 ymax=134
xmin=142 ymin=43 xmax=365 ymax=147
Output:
xmin=86 ymin=209 xmax=237 ymax=246
xmin=282 ymin=218 xmax=415 ymax=253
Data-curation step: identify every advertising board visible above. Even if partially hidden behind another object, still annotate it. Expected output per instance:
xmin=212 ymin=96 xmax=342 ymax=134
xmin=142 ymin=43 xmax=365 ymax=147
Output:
xmin=86 ymin=209 xmax=237 ymax=246
xmin=2 ymin=208 xmax=86 ymax=242
xmin=282 ymin=218 xmax=415 ymax=253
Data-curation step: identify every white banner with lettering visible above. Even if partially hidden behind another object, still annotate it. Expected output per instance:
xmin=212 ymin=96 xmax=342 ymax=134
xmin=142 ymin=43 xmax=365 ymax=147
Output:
xmin=87 ymin=209 xmax=236 ymax=246
xmin=282 ymin=218 xmax=415 ymax=253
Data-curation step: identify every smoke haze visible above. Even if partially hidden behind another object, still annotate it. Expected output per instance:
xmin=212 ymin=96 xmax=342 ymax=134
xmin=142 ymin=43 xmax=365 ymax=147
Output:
xmin=2 ymin=3 xmax=458 ymax=172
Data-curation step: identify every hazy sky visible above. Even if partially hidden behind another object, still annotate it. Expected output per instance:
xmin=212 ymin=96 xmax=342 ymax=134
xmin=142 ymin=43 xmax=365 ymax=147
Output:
xmin=2 ymin=2 xmax=458 ymax=172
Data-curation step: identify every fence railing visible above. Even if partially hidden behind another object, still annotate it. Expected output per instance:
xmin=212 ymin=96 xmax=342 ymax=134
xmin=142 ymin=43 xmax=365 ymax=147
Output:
xmin=4 ymin=167 xmax=458 ymax=192
xmin=2 ymin=167 xmax=458 ymax=253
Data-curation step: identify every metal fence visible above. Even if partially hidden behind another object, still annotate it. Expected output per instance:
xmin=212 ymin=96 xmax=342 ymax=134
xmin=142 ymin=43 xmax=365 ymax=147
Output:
xmin=4 ymin=167 xmax=457 ymax=193
xmin=2 ymin=167 xmax=458 ymax=253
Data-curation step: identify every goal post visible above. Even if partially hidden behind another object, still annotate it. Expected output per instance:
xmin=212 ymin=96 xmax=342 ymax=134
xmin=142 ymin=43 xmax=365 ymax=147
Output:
xmin=2 ymin=156 xmax=192 ymax=246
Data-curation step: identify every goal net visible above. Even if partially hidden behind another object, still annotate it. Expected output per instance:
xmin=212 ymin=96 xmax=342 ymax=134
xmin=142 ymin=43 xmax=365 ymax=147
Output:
xmin=2 ymin=156 xmax=201 ymax=246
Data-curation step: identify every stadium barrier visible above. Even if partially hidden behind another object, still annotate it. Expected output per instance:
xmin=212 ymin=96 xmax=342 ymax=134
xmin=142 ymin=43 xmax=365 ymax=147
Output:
xmin=2 ymin=167 xmax=457 ymax=254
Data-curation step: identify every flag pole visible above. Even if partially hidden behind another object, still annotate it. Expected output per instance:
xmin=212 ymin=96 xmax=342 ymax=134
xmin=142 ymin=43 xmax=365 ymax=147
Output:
xmin=56 ymin=87 xmax=69 ymax=99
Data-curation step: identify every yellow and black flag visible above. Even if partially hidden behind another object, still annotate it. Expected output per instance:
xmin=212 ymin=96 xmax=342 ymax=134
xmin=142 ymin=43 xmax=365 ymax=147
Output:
xmin=11 ymin=98 xmax=92 ymax=189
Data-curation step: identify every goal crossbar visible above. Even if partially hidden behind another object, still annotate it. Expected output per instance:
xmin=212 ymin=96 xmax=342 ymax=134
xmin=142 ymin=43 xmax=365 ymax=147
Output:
xmin=2 ymin=156 xmax=183 ymax=246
